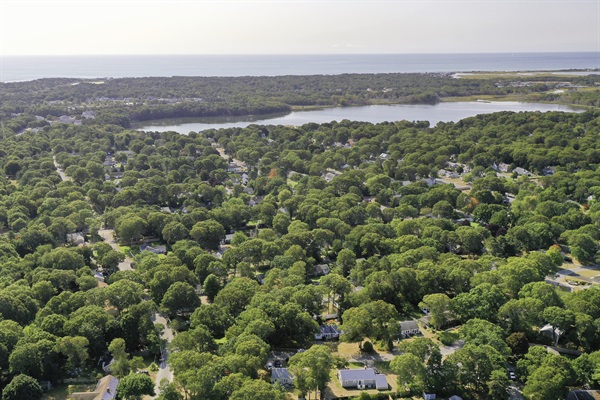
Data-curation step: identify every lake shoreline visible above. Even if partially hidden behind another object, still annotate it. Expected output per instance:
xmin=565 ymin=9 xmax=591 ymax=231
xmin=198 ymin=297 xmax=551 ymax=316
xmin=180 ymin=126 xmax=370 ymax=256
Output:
xmin=134 ymin=100 xmax=587 ymax=134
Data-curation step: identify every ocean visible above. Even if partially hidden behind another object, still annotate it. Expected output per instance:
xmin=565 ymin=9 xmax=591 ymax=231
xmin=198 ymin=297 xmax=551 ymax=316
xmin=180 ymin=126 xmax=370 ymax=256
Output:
xmin=1 ymin=52 xmax=598 ymax=82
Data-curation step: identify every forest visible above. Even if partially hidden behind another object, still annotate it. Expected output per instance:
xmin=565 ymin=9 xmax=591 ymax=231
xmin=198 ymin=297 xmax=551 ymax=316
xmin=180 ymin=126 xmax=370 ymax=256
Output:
xmin=0 ymin=75 xmax=599 ymax=400
xmin=1 ymin=72 xmax=599 ymax=132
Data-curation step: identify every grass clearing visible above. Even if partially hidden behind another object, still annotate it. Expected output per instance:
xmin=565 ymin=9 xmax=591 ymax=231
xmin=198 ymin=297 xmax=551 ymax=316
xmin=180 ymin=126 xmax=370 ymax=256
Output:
xmin=43 ymin=383 xmax=96 ymax=400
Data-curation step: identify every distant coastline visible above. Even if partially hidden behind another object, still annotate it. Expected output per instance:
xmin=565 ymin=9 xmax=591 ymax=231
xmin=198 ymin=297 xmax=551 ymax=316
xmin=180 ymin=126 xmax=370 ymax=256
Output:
xmin=1 ymin=52 xmax=598 ymax=82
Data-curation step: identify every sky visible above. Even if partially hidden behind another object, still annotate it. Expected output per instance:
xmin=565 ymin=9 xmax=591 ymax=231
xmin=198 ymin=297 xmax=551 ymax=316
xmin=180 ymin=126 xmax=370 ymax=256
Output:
xmin=1 ymin=0 xmax=598 ymax=55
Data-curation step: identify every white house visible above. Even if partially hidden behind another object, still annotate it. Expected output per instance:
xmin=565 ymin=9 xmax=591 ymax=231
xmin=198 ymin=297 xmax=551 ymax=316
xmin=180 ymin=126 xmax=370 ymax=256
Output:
xmin=338 ymin=368 xmax=388 ymax=390
xmin=271 ymin=368 xmax=293 ymax=386
xmin=399 ymin=320 xmax=420 ymax=338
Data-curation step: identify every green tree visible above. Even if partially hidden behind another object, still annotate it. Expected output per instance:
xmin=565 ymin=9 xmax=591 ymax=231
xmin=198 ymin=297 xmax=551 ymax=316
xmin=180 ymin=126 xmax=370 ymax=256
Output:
xmin=420 ymin=293 xmax=452 ymax=330
xmin=105 ymin=279 xmax=144 ymax=312
xmin=288 ymin=345 xmax=333 ymax=399
xmin=203 ymin=274 xmax=221 ymax=302
xmin=117 ymin=216 xmax=147 ymax=244
xmin=56 ymin=336 xmax=89 ymax=374
xmin=190 ymin=220 xmax=225 ymax=250
xmin=116 ymin=373 xmax=155 ymax=399
xmin=522 ymin=365 xmax=570 ymax=400
xmin=160 ymin=282 xmax=201 ymax=316
xmin=162 ymin=221 xmax=189 ymax=245
xmin=108 ymin=338 xmax=130 ymax=378
xmin=230 ymin=379 xmax=284 ymax=400
xmin=390 ymin=353 xmax=427 ymax=394
xmin=2 ymin=374 xmax=43 ymax=400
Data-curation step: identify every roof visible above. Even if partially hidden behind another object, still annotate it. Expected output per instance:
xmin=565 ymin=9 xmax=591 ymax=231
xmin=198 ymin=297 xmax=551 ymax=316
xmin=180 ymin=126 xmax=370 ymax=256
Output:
xmin=69 ymin=375 xmax=119 ymax=400
xmin=339 ymin=368 xmax=377 ymax=381
xmin=98 ymin=375 xmax=119 ymax=400
xmin=321 ymin=325 xmax=340 ymax=334
xmin=271 ymin=368 xmax=292 ymax=381
xmin=449 ymin=396 xmax=463 ymax=400
xmin=400 ymin=320 xmax=419 ymax=331
xmin=567 ymin=390 xmax=600 ymax=400
xmin=375 ymin=374 xmax=388 ymax=389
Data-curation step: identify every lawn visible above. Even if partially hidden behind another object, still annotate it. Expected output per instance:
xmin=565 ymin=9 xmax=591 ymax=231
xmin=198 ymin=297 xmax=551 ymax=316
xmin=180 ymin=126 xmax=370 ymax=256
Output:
xmin=324 ymin=368 xmax=399 ymax=399
xmin=571 ymin=266 xmax=600 ymax=279
xmin=43 ymin=383 xmax=96 ymax=400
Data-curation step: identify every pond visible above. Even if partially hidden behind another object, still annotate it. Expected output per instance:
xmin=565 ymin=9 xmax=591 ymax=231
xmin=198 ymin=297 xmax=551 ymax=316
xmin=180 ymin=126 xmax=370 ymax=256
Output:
xmin=134 ymin=101 xmax=584 ymax=134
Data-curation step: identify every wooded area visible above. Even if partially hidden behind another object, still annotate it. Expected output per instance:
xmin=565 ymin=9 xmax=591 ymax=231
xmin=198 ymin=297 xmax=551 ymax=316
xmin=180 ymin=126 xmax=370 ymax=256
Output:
xmin=0 ymin=74 xmax=599 ymax=400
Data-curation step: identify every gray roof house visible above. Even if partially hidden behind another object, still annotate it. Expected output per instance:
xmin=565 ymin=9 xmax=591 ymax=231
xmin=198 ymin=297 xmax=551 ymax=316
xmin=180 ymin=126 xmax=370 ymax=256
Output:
xmin=139 ymin=243 xmax=167 ymax=254
xmin=314 ymin=325 xmax=342 ymax=340
xmin=399 ymin=320 xmax=420 ymax=338
xmin=314 ymin=264 xmax=330 ymax=276
xmin=338 ymin=368 xmax=388 ymax=390
xmin=271 ymin=368 xmax=293 ymax=387
xmin=66 ymin=232 xmax=85 ymax=246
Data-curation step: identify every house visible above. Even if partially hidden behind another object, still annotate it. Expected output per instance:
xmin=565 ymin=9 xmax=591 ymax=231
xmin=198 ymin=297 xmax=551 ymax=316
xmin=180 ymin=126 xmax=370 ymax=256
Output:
xmin=379 ymin=153 xmax=390 ymax=160
xmin=139 ymin=243 xmax=167 ymax=254
xmin=222 ymin=234 xmax=235 ymax=245
xmin=438 ymin=169 xmax=459 ymax=179
xmin=314 ymin=325 xmax=342 ymax=340
xmin=422 ymin=392 xmax=436 ymax=400
xmin=542 ymin=166 xmax=557 ymax=176
xmin=69 ymin=375 xmax=119 ymax=400
xmin=492 ymin=163 xmax=511 ymax=173
xmin=314 ymin=264 xmax=330 ymax=276
xmin=399 ymin=320 xmax=420 ymax=338
xmin=540 ymin=323 xmax=563 ymax=343
xmin=271 ymin=368 xmax=293 ymax=387
xmin=338 ymin=368 xmax=388 ymax=390
xmin=448 ymin=396 xmax=463 ymax=400
xmin=423 ymin=177 xmax=438 ymax=187
xmin=566 ymin=390 xmax=600 ymax=400
xmin=66 ymin=232 xmax=85 ymax=246
xmin=58 ymin=115 xmax=76 ymax=124
xmin=513 ymin=167 xmax=532 ymax=176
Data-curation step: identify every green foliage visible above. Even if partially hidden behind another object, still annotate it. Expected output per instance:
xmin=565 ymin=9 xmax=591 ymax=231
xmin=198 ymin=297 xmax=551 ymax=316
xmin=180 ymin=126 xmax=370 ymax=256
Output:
xmin=116 ymin=373 xmax=155 ymax=399
xmin=2 ymin=374 xmax=43 ymax=400
xmin=0 ymin=76 xmax=599 ymax=400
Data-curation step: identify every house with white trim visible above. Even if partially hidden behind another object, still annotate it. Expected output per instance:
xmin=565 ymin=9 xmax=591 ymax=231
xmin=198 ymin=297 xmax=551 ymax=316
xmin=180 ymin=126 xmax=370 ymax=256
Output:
xmin=338 ymin=368 xmax=388 ymax=390
xmin=271 ymin=368 xmax=293 ymax=387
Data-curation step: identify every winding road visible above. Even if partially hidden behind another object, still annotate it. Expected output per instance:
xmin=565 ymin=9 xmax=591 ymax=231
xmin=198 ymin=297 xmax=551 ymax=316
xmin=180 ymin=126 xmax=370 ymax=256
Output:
xmin=53 ymin=156 xmax=175 ymax=396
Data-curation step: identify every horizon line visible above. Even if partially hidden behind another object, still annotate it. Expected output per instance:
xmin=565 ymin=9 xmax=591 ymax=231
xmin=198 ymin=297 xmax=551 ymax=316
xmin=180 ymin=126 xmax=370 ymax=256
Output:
xmin=2 ymin=51 xmax=599 ymax=57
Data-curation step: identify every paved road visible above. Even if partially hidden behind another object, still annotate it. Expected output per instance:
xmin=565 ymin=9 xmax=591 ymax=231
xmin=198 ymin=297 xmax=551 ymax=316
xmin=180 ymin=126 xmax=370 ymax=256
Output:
xmin=151 ymin=313 xmax=175 ymax=398
xmin=97 ymin=229 xmax=134 ymax=271
xmin=53 ymin=155 xmax=72 ymax=182
xmin=55 ymin=154 xmax=173 ymax=394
